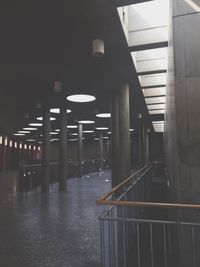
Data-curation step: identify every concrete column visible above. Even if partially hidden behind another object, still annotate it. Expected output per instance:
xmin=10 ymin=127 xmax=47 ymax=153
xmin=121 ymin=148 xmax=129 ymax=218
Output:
xmin=99 ymin=133 xmax=104 ymax=171
xmin=118 ymin=83 xmax=131 ymax=181
xmin=42 ymin=107 xmax=50 ymax=192
xmin=145 ymin=130 xmax=149 ymax=164
xmin=111 ymin=92 xmax=120 ymax=188
xmin=59 ymin=103 xmax=67 ymax=191
xmin=78 ymin=123 xmax=83 ymax=177
xmin=138 ymin=117 xmax=145 ymax=167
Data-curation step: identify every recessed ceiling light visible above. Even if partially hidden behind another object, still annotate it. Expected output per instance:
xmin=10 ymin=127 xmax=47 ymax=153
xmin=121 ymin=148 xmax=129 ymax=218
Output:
xmin=14 ymin=133 xmax=25 ymax=136
xmin=96 ymin=113 xmax=111 ymax=118
xmin=29 ymin=123 xmax=42 ymax=127
xmin=130 ymin=129 xmax=134 ymax=132
xmin=78 ymin=120 xmax=95 ymax=124
xmin=67 ymin=125 xmax=78 ymax=129
xmin=18 ymin=130 xmax=31 ymax=134
xmin=96 ymin=127 xmax=109 ymax=130
xmin=26 ymin=139 xmax=35 ymax=142
xmin=55 ymin=129 xmax=60 ymax=132
xmin=94 ymin=138 xmax=100 ymax=141
xmin=50 ymin=108 xmax=71 ymax=114
xmin=37 ymin=117 xmax=56 ymax=121
xmin=103 ymin=136 xmax=109 ymax=139
xmin=69 ymin=138 xmax=78 ymax=141
xmin=71 ymin=133 xmax=78 ymax=136
xmin=83 ymin=130 xmax=94 ymax=133
xmin=108 ymin=131 xmax=111 ymax=134
xmin=51 ymin=139 xmax=59 ymax=142
xmin=67 ymin=94 xmax=96 ymax=103
xmin=50 ymin=132 xmax=59 ymax=135
xmin=23 ymin=127 xmax=37 ymax=131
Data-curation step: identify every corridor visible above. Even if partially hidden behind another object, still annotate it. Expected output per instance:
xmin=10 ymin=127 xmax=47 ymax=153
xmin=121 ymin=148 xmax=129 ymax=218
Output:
xmin=0 ymin=171 xmax=111 ymax=267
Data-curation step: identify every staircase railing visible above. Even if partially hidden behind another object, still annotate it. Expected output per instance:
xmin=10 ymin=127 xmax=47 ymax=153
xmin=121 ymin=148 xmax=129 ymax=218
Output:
xmin=96 ymin=162 xmax=200 ymax=267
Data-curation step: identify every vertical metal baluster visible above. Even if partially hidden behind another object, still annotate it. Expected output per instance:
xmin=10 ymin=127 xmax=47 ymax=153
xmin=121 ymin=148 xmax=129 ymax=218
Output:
xmin=163 ymin=224 xmax=167 ymax=267
xmin=137 ymin=222 xmax=141 ymax=267
xmin=109 ymin=211 xmax=112 ymax=267
xmin=150 ymin=223 xmax=154 ymax=267
xmin=123 ymin=205 xmax=127 ymax=267
xmin=192 ymin=227 xmax=196 ymax=267
xmin=102 ymin=219 xmax=105 ymax=267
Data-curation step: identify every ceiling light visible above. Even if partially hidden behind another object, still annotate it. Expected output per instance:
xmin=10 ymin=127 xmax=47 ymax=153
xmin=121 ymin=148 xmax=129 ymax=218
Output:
xmin=23 ymin=127 xmax=37 ymax=131
xmin=50 ymin=108 xmax=71 ymax=114
xmin=83 ymin=130 xmax=94 ymax=133
xmin=51 ymin=139 xmax=59 ymax=142
xmin=103 ymin=137 xmax=109 ymax=139
xmin=37 ymin=117 xmax=56 ymax=121
xmin=14 ymin=133 xmax=25 ymax=136
xmin=92 ymin=39 xmax=104 ymax=57
xmin=67 ymin=94 xmax=96 ymax=103
xmin=108 ymin=131 xmax=111 ymax=134
xmin=29 ymin=123 xmax=42 ymax=127
xmin=96 ymin=113 xmax=111 ymax=118
xmin=26 ymin=139 xmax=35 ymax=142
xmin=71 ymin=133 xmax=78 ymax=136
xmin=50 ymin=132 xmax=59 ymax=135
xmin=18 ymin=130 xmax=31 ymax=134
xmin=53 ymin=81 xmax=62 ymax=93
xmin=69 ymin=138 xmax=78 ymax=141
xmin=78 ymin=120 xmax=95 ymax=124
xmin=130 ymin=129 xmax=134 ymax=132
xmin=67 ymin=125 xmax=78 ymax=129
xmin=96 ymin=127 xmax=109 ymax=130
xmin=94 ymin=138 xmax=100 ymax=141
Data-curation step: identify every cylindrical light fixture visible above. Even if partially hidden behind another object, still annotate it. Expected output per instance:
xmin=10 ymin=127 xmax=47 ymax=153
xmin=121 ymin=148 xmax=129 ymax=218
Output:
xmin=53 ymin=81 xmax=62 ymax=93
xmin=92 ymin=39 xmax=104 ymax=57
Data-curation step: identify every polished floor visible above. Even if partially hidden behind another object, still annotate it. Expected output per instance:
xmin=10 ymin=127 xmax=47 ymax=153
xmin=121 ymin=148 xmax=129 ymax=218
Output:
xmin=0 ymin=171 xmax=111 ymax=267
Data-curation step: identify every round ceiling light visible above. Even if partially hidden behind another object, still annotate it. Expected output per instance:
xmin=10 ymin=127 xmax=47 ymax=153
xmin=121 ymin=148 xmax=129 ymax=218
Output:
xmin=23 ymin=127 xmax=37 ymax=131
xmin=67 ymin=125 xmax=78 ymax=129
xmin=96 ymin=113 xmax=111 ymax=118
xmin=18 ymin=130 xmax=31 ymax=134
xmin=78 ymin=120 xmax=95 ymax=124
xmin=29 ymin=123 xmax=42 ymax=127
xmin=67 ymin=94 xmax=95 ymax=103
xmin=83 ymin=130 xmax=94 ymax=133
xmin=14 ymin=133 xmax=25 ymax=136
xmin=37 ymin=117 xmax=56 ymax=121
xmin=96 ymin=127 xmax=109 ymax=130
xmin=50 ymin=108 xmax=71 ymax=114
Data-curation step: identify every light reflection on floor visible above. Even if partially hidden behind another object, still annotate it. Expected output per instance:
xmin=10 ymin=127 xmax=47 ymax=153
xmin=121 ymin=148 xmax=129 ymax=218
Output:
xmin=0 ymin=171 xmax=111 ymax=267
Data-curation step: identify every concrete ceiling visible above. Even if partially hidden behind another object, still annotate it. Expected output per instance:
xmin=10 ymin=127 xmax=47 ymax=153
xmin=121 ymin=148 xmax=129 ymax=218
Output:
xmin=0 ymin=0 xmax=164 ymax=140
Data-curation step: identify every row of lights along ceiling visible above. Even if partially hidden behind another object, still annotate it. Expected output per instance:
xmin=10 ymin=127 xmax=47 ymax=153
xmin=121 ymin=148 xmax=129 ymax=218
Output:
xmin=14 ymin=94 xmax=133 ymax=142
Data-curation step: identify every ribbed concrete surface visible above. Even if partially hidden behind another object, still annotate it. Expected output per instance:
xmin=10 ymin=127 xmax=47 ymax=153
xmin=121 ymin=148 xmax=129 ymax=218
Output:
xmin=0 ymin=171 xmax=111 ymax=267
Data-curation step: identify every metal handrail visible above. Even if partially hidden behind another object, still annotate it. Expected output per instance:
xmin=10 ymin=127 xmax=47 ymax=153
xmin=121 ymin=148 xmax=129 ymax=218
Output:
xmin=96 ymin=161 xmax=200 ymax=210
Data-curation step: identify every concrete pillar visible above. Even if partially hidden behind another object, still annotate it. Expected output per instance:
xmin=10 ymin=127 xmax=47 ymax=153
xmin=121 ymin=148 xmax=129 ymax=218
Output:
xmin=99 ymin=133 xmax=104 ymax=171
xmin=59 ymin=103 xmax=67 ymax=191
xmin=111 ymin=92 xmax=120 ymax=188
xmin=118 ymin=83 xmax=131 ymax=181
xmin=145 ymin=130 xmax=149 ymax=164
xmin=138 ymin=116 xmax=145 ymax=167
xmin=78 ymin=123 xmax=83 ymax=177
xmin=42 ymin=107 xmax=50 ymax=192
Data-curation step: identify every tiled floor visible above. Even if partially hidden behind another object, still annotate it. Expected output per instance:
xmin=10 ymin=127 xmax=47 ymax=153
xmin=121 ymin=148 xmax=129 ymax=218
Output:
xmin=0 ymin=171 xmax=111 ymax=267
